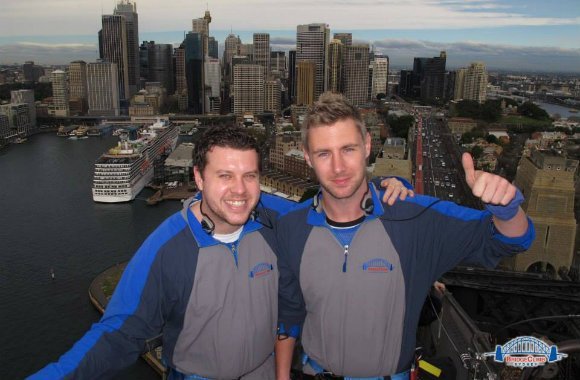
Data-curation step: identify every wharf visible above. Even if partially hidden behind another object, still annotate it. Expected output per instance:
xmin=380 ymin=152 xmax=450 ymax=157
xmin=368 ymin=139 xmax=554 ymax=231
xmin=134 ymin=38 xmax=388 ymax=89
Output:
xmin=146 ymin=184 xmax=196 ymax=205
xmin=88 ymin=263 xmax=165 ymax=376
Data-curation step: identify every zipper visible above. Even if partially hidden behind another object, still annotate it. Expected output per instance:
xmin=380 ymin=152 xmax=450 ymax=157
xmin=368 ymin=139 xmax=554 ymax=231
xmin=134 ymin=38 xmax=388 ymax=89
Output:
xmin=230 ymin=242 xmax=239 ymax=268
xmin=342 ymin=244 xmax=349 ymax=273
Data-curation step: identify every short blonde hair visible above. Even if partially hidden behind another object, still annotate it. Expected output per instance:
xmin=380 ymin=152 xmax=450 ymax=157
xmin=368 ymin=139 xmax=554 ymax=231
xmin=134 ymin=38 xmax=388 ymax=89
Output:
xmin=301 ymin=92 xmax=366 ymax=150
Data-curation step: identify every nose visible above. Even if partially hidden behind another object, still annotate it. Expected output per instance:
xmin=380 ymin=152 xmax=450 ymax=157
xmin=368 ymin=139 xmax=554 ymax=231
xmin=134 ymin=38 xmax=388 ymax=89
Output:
xmin=331 ymin=153 xmax=345 ymax=174
xmin=230 ymin=176 xmax=247 ymax=195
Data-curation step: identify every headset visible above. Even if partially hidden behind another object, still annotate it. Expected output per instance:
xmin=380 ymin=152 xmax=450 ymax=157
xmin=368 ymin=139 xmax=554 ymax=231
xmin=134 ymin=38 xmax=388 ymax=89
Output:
xmin=199 ymin=200 xmax=272 ymax=235
xmin=311 ymin=186 xmax=442 ymax=222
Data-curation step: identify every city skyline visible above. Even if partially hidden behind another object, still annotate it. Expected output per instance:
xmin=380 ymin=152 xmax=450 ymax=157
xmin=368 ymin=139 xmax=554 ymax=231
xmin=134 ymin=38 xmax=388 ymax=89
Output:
xmin=0 ymin=0 xmax=579 ymax=72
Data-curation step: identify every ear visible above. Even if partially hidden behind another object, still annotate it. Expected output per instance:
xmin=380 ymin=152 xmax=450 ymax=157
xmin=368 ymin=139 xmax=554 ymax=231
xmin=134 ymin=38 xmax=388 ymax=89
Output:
xmin=364 ymin=132 xmax=371 ymax=159
xmin=193 ymin=166 xmax=204 ymax=191
xmin=303 ymin=147 xmax=313 ymax=168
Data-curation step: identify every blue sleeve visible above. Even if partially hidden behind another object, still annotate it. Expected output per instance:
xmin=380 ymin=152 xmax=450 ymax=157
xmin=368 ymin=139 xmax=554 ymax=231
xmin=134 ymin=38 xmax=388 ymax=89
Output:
xmin=276 ymin=213 xmax=308 ymax=338
xmin=260 ymin=192 xmax=298 ymax=216
xmin=407 ymin=196 xmax=534 ymax=278
xmin=27 ymin=217 xmax=184 ymax=379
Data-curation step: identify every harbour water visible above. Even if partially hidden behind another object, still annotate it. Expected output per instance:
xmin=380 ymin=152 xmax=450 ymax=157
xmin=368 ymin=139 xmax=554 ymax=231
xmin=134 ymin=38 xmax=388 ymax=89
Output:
xmin=0 ymin=133 xmax=182 ymax=379
xmin=535 ymin=101 xmax=579 ymax=119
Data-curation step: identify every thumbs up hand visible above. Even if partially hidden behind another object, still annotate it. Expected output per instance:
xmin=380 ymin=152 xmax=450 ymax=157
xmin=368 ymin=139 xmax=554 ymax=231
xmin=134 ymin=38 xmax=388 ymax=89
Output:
xmin=462 ymin=152 xmax=517 ymax=205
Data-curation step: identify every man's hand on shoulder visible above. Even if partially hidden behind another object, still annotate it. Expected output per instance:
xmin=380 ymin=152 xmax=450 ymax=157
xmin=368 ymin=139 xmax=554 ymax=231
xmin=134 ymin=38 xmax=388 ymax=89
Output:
xmin=380 ymin=177 xmax=415 ymax=206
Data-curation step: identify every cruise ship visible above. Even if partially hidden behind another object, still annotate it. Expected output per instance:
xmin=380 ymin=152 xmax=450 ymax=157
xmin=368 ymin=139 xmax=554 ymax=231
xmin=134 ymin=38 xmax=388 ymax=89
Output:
xmin=92 ymin=119 xmax=179 ymax=203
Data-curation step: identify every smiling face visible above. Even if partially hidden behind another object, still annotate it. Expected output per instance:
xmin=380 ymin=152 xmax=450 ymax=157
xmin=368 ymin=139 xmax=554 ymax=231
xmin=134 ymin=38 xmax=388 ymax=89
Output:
xmin=304 ymin=118 xmax=371 ymax=204
xmin=194 ymin=146 xmax=261 ymax=234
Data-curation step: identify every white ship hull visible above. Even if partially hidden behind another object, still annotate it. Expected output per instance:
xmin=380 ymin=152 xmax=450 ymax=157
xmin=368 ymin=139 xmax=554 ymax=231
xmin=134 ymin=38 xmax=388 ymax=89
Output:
xmin=92 ymin=168 xmax=154 ymax=203
xmin=92 ymin=120 xmax=178 ymax=203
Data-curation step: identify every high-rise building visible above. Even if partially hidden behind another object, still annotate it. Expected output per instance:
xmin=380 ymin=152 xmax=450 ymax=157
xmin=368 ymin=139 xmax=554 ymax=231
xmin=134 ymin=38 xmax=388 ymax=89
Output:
xmin=49 ymin=70 xmax=69 ymax=117
xmin=184 ymin=32 xmax=205 ymax=114
xmin=296 ymin=61 xmax=315 ymax=106
xmin=68 ymin=60 xmax=88 ymax=115
xmin=327 ymin=39 xmax=343 ymax=93
xmin=296 ymin=23 xmax=330 ymax=99
xmin=371 ymin=56 xmax=389 ymax=99
xmin=100 ymin=14 xmax=130 ymax=102
xmin=343 ymin=44 xmax=370 ymax=106
xmin=192 ymin=10 xmax=211 ymax=56
xmin=288 ymin=50 xmax=297 ymax=102
xmin=0 ymin=104 xmax=30 ymax=136
xmin=512 ymin=150 xmax=578 ymax=276
xmin=253 ymin=33 xmax=271 ymax=78
xmin=223 ymin=34 xmax=241 ymax=82
xmin=139 ymin=41 xmax=174 ymax=95
xmin=333 ymin=33 xmax=352 ymax=46
xmin=265 ymin=79 xmax=281 ymax=113
xmin=87 ymin=61 xmax=120 ymax=116
xmin=453 ymin=68 xmax=467 ymax=101
xmin=11 ymin=89 xmax=36 ymax=128
xmin=233 ymin=64 xmax=264 ymax=116
xmin=463 ymin=62 xmax=487 ymax=103
xmin=22 ymin=61 xmax=44 ymax=83
xmin=208 ymin=37 xmax=219 ymax=59
xmin=420 ymin=51 xmax=448 ymax=103
xmin=205 ymin=57 xmax=221 ymax=113
xmin=270 ymin=51 xmax=286 ymax=79
xmin=114 ymin=0 xmax=139 ymax=96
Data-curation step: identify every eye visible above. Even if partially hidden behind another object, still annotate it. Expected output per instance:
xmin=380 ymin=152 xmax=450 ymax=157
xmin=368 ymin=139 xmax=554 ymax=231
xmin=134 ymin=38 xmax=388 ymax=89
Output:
xmin=245 ymin=173 xmax=258 ymax=180
xmin=219 ymin=174 xmax=231 ymax=179
xmin=317 ymin=152 xmax=329 ymax=158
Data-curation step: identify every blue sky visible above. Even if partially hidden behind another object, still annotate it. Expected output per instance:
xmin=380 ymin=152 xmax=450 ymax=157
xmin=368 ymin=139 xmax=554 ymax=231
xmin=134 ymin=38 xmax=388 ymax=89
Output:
xmin=0 ymin=0 xmax=579 ymax=72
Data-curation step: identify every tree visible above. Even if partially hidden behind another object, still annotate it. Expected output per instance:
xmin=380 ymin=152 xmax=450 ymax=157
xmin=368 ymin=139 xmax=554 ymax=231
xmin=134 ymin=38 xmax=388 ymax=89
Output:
xmin=519 ymin=102 xmax=550 ymax=120
xmin=486 ymin=134 xmax=498 ymax=144
xmin=471 ymin=145 xmax=484 ymax=160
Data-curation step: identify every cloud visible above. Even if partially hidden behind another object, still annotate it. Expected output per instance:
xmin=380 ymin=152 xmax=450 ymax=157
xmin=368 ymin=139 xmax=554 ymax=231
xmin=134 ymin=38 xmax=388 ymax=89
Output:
xmin=0 ymin=42 xmax=98 ymax=65
xmin=370 ymin=39 xmax=580 ymax=72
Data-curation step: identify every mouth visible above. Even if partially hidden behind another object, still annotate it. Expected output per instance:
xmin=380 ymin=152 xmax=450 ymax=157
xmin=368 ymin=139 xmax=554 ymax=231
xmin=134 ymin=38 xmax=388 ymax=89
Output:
xmin=225 ymin=200 xmax=247 ymax=207
xmin=332 ymin=177 xmax=350 ymax=186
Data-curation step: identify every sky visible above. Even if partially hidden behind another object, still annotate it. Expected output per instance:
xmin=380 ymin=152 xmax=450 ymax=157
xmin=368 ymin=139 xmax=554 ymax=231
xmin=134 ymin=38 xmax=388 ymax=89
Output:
xmin=0 ymin=0 xmax=579 ymax=72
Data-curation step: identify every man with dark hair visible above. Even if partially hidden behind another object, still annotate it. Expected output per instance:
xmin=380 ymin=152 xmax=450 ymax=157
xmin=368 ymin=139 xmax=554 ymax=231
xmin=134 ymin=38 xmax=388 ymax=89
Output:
xmin=275 ymin=93 xmax=535 ymax=380
xmin=30 ymin=126 xmax=286 ymax=379
xmin=29 ymin=125 xmax=412 ymax=379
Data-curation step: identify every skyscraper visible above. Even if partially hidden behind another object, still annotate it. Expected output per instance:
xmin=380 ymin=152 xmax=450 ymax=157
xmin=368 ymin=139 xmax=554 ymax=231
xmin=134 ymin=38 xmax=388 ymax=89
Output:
xmin=87 ymin=61 xmax=120 ymax=116
xmin=205 ymin=57 xmax=221 ymax=113
xmin=114 ymin=0 xmax=139 ymax=96
xmin=420 ymin=51 xmax=448 ymax=103
xmin=208 ymin=37 xmax=219 ymax=59
xmin=453 ymin=68 xmax=467 ymax=101
xmin=49 ymin=70 xmax=69 ymax=117
xmin=68 ymin=61 xmax=88 ymax=115
xmin=270 ymin=51 xmax=286 ymax=79
xmin=253 ymin=33 xmax=271 ymax=78
xmin=371 ymin=56 xmax=389 ymax=99
xmin=288 ymin=50 xmax=297 ymax=103
xmin=140 ymin=42 xmax=174 ymax=95
xmin=463 ymin=62 xmax=488 ymax=103
xmin=296 ymin=23 xmax=330 ymax=99
xmin=343 ymin=44 xmax=370 ymax=106
xmin=184 ymin=32 xmax=205 ymax=114
xmin=100 ymin=14 xmax=130 ymax=102
xmin=233 ymin=64 xmax=264 ymax=116
xmin=296 ymin=61 xmax=315 ymax=106
xmin=327 ymin=39 xmax=343 ymax=93
xmin=333 ymin=33 xmax=352 ymax=46
xmin=223 ymin=34 xmax=241 ymax=82
xmin=265 ymin=79 xmax=282 ymax=113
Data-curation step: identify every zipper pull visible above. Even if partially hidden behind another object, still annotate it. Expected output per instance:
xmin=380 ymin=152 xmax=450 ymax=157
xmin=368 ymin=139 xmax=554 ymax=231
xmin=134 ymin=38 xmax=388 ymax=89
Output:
xmin=342 ymin=245 xmax=349 ymax=273
xmin=231 ymin=243 xmax=239 ymax=267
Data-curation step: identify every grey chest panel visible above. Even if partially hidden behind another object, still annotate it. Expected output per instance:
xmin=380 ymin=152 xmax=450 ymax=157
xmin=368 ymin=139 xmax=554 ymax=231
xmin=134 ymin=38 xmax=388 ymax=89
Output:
xmin=299 ymin=220 xmax=406 ymax=377
xmin=173 ymin=233 xmax=278 ymax=379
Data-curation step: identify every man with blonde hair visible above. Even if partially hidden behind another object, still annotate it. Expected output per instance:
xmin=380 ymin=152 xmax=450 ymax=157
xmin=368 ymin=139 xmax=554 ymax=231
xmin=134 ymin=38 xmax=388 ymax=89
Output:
xmin=275 ymin=93 xmax=534 ymax=380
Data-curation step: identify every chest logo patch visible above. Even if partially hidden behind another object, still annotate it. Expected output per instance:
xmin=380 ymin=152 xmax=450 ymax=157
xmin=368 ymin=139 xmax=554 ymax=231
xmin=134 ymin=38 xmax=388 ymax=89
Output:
xmin=362 ymin=258 xmax=394 ymax=273
xmin=249 ymin=262 xmax=274 ymax=278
